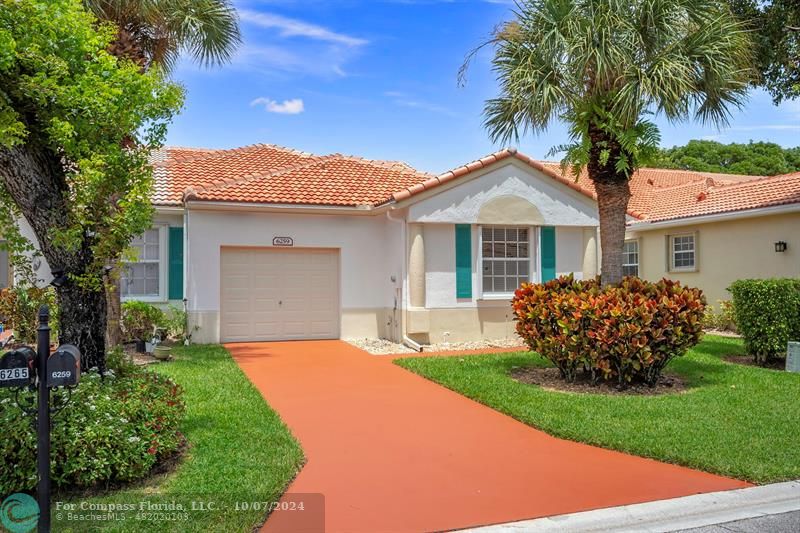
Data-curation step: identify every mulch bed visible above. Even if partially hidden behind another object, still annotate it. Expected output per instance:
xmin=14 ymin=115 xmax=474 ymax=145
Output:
xmin=510 ymin=366 xmax=687 ymax=396
xmin=724 ymin=354 xmax=786 ymax=371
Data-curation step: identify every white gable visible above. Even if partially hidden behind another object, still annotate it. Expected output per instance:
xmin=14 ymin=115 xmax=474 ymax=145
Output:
xmin=406 ymin=159 xmax=599 ymax=226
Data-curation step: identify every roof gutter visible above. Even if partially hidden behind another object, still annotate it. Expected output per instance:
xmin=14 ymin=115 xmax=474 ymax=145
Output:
xmin=628 ymin=203 xmax=800 ymax=231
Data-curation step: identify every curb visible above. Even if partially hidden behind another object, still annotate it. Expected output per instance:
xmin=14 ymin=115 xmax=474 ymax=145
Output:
xmin=461 ymin=480 xmax=800 ymax=532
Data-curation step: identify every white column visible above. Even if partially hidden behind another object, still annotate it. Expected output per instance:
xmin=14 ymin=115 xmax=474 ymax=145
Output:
xmin=408 ymin=223 xmax=426 ymax=308
xmin=582 ymin=227 xmax=598 ymax=278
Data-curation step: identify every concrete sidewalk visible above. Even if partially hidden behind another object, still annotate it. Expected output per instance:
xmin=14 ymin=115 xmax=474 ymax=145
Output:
xmin=463 ymin=480 xmax=800 ymax=533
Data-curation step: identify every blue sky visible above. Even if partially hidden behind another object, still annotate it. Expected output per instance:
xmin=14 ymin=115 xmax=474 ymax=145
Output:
xmin=168 ymin=0 xmax=800 ymax=174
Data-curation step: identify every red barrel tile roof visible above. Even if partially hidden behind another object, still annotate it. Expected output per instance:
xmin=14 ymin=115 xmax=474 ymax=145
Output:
xmin=152 ymin=144 xmax=800 ymax=223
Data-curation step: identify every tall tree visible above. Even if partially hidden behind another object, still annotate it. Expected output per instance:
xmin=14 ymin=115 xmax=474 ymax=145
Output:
xmin=727 ymin=0 xmax=800 ymax=103
xmin=83 ymin=0 xmax=240 ymax=346
xmin=655 ymin=140 xmax=800 ymax=176
xmin=0 ymin=0 xmax=183 ymax=369
xmin=470 ymin=0 xmax=752 ymax=285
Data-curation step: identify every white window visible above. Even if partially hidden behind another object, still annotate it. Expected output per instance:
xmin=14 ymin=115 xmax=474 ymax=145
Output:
xmin=669 ymin=233 xmax=696 ymax=271
xmin=121 ymin=226 xmax=167 ymax=301
xmin=622 ymin=240 xmax=639 ymax=277
xmin=481 ymin=226 xmax=530 ymax=295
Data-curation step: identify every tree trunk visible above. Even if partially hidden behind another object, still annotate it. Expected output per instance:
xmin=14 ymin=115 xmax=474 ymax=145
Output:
xmin=586 ymin=124 xmax=632 ymax=287
xmin=59 ymin=282 xmax=108 ymax=372
xmin=105 ymin=262 xmax=123 ymax=348
xmin=594 ymin=180 xmax=631 ymax=286
xmin=0 ymin=144 xmax=108 ymax=369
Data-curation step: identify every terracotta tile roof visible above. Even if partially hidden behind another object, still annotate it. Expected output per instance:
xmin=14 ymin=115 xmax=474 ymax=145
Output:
xmin=153 ymin=144 xmax=431 ymax=207
xmin=152 ymin=144 xmax=316 ymax=205
xmin=186 ymin=155 xmax=432 ymax=207
xmin=641 ymin=171 xmax=800 ymax=223
xmin=152 ymin=144 xmax=799 ymax=221
xmin=393 ymin=148 xmax=796 ymax=223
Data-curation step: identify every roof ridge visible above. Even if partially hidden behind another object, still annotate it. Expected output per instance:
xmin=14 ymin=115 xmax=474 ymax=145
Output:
xmin=330 ymin=154 xmax=433 ymax=178
xmin=183 ymin=154 xmax=338 ymax=201
xmin=156 ymin=143 xmax=315 ymax=168
xmin=705 ymin=171 xmax=800 ymax=190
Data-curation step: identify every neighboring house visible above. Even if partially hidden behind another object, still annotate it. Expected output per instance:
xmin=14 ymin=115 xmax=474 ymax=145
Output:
xmin=17 ymin=143 xmax=800 ymax=345
xmin=624 ymin=171 xmax=800 ymax=307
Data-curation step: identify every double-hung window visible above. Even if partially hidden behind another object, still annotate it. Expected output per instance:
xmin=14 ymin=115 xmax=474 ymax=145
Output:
xmin=121 ymin=226 xmax=166 ymax=301
xmin=622 ymin=240 xmax=639 ymax=277
xmin=481 ymin=226 xmax=530 ymax=296
xmin=669 ymin=233 xmax=696 ymax=272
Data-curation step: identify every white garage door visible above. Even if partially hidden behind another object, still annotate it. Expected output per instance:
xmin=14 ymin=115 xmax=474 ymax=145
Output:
xmin=220 ymin=248 xmax=340 ymax=342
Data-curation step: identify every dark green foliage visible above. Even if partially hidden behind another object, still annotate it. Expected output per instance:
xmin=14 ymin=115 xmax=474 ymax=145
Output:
xmin=121 ymin=300 xmax=166 ymax=342
xmin=654 ymin=140 xmax=800 ymax=176
xmin=0 ymin=353 xmax=185 ymax=493
xmin=728 ymin=0 xmax=800 ymax=102
xmin=728 ymin=278 xmax=800 ymax=364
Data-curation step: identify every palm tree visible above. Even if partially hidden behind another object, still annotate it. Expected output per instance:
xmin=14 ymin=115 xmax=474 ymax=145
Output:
xmin=471 ymin=0 xmax=752 ymax=285
xmin=84 ymin=0 xmax=241 ymax=346
xmin=85 ymin=0 xmax=241 ymax=72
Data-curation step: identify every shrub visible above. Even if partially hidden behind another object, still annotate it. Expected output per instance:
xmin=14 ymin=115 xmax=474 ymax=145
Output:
xmin=728 ymin=278 xmax=800 ymax=364
xmin=164 ymin=305 xmax=199 ymax=344
xmin=703 ymin=300 xmax=737 ymax=332
xmin=0 ymin=283 xmax=58 ymax=344
xmin=121 ymin=300 xmax=165 ymax=342
xmin=0 ymin=353 xmax=184 ymax=493
xmin=512 ymin=275 xmax=706 ymax=387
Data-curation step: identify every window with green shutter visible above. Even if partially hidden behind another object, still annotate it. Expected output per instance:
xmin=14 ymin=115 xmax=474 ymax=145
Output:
xmin=168 ymin=227 xmax=184 ymax=300
xmin=540 ymin=226 xmax=556 ymax=282
xmin=455 ymin=224 xmax=472 ymax=299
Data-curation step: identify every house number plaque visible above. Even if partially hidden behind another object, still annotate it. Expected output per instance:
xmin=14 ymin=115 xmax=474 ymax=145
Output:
xmin=273 ymin=237 xmax=294 ymax=247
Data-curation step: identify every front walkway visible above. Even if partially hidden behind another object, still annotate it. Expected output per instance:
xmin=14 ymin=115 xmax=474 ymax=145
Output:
xmin=229 ymin=341 xmax=750 ymax=533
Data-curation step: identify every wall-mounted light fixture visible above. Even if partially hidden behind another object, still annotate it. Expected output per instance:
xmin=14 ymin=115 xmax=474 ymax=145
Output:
xmin=774 ymin=241 xmax=788 ymax=253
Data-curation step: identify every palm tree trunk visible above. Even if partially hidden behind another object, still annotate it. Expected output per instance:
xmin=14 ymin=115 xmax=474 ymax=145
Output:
xmin=594 ymin=180 xmax=631 ymax=286
xmin=587 ymin=124 xmax=632 ymax=287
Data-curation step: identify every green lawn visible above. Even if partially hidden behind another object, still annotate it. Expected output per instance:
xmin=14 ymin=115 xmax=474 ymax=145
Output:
xmin=396 ymin=335 xmax=800 ymax=484
xmin=55 ymin=345 xmax=303 ymax=532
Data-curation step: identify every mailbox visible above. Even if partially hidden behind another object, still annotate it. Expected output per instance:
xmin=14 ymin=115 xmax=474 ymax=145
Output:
xmin=47 ymin=344 xmax=80 ymax=387
xmin=0 ymin=348 xmax=36 ymax=388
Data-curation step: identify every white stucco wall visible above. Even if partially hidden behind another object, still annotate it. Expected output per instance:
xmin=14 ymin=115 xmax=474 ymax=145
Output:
xmin=185 ymin=208 xmax=400 ymax=342
xmin=556 ymin=226 xmax=585 ymax=279
xmin=408 ymin=159 xmax=599 ymax=226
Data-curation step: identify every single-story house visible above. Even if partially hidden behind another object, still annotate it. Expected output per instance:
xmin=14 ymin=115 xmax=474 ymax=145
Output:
xmin=146 ymin=145 xmax=603 ymax=345
xmin=15 ymin=143 xmax=800 ymax=345
xmin=623 ymin=170 xmax=800 ymax=306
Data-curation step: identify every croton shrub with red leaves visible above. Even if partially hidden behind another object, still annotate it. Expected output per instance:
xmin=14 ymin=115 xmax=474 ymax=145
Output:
xmin=512 ymin=275 xmax=706 ymax=387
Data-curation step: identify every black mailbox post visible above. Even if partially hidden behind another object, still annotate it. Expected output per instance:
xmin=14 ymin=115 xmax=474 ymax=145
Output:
xmin=47 ymin=344 xmax=80 ymax=388
xmin=1 ymin=306 xmax=81 ymax=533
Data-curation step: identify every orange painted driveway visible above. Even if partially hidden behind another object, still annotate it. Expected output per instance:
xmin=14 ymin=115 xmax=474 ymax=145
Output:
xmin=229 ymin=341 xmax=750 ymax=533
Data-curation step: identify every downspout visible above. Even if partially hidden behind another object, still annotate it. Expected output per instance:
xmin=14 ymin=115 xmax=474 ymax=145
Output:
xmin=386 ymin=209 xmax=423 ymax=352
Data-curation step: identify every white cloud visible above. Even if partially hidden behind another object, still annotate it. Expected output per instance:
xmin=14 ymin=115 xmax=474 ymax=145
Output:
xmin=239 ymin=10 xmax=367 ymax=47
xmin=250 ymin=97 xmax=305 ymax=114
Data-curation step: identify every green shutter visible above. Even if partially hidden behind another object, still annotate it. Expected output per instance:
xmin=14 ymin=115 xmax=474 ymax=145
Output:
xmin=455 ymin=224 xmax=472 ymax=299
xmin=168 ymin=227 xmax=184 ymax=300
xmin=540 ymin=226 xmax=556 ymax=282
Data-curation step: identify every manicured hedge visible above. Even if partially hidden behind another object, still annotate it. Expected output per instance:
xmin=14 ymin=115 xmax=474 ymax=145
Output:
xmin=728 ymin=278 xmax=800 ymax=364
xmin=512 ymin=275 xmax=706 ymax=387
